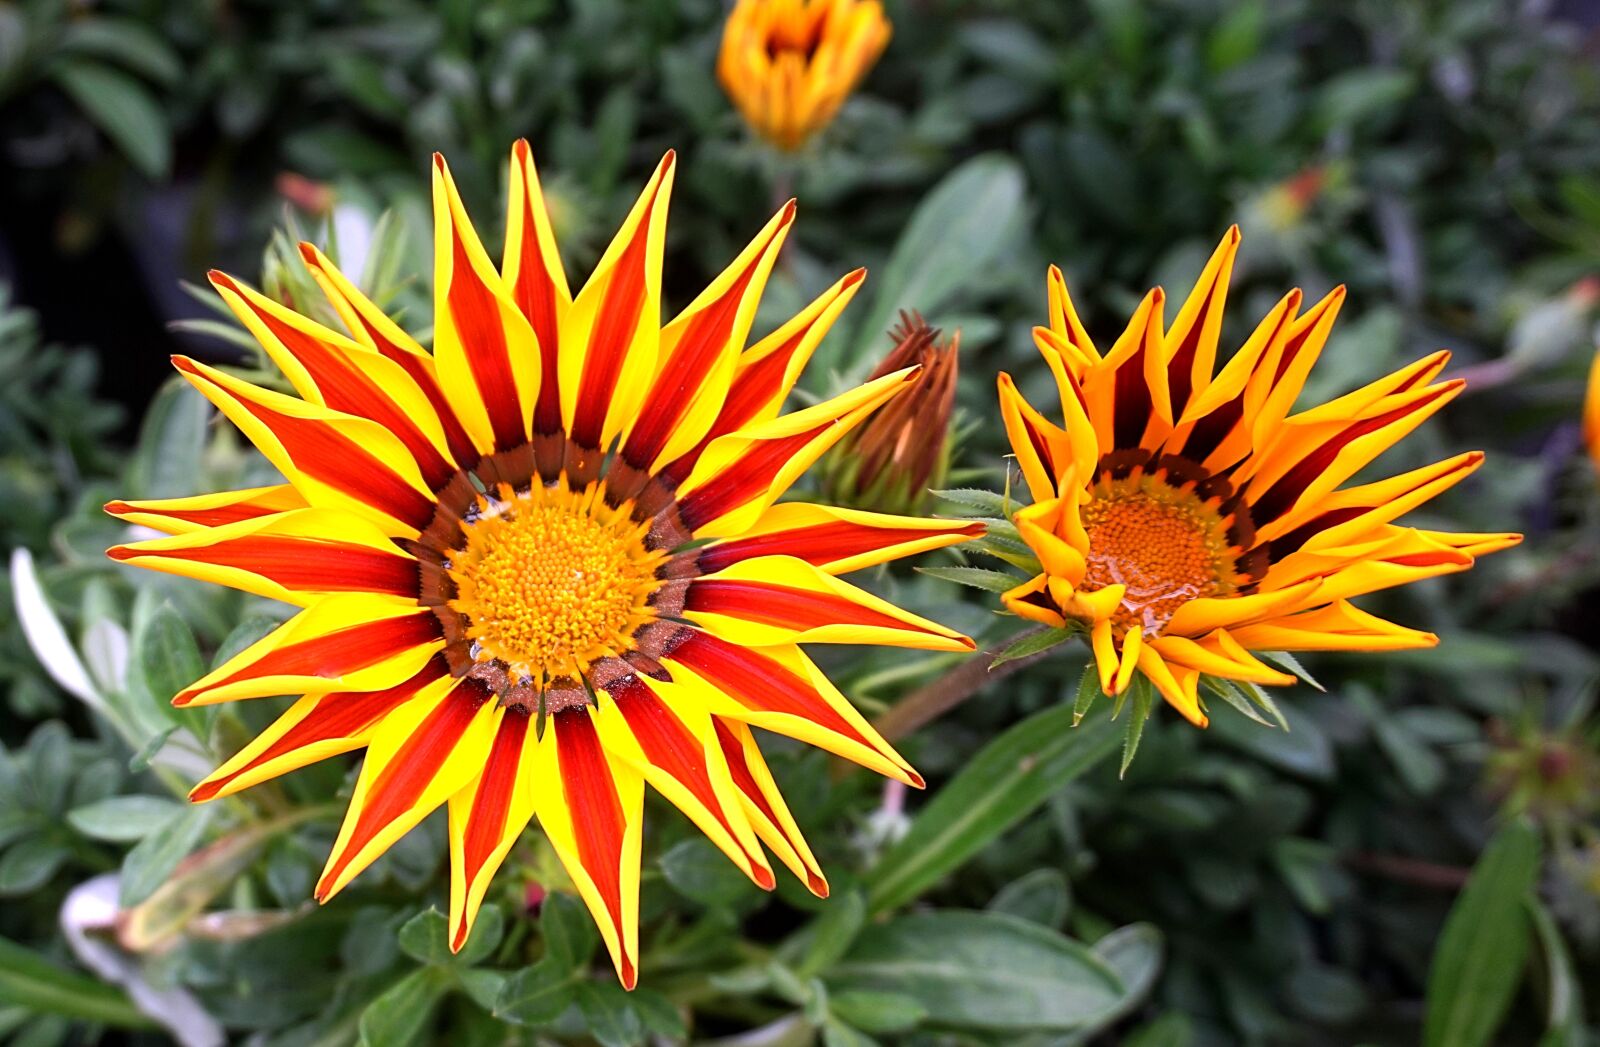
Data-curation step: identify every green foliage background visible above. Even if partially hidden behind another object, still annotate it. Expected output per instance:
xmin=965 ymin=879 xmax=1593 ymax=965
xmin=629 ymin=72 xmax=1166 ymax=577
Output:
xmin=2 ymin=0 xmax=1599 ymax=1044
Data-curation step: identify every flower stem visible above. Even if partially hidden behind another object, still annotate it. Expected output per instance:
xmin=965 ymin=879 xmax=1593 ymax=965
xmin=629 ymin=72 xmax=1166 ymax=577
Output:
xmin=871 ymin=626 xmax=1053 ymax=742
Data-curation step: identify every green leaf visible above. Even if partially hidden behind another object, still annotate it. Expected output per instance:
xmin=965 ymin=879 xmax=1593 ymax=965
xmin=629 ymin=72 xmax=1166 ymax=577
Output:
xmin=574 ymin=981 xmax=645 ymax=1047
xmin=1125 ymin=1012 xmax=1194 ymax=1047
xmin=358 ymin=967 xmax=447 ymax=1047
xmin=135 ymin=604 xmax=204 ymax=713
xmin=398 ymin=904 xmax=502 ymax=966
xmin=830 ymin=989 xmax=927 ymax=1034
xmin=126 ymin=378 xmax=208 ymax=500
xmin=1120 ymin=679 xmax=1155 ymax=776
xmin=1527 ymin=895 xmax=1584 ymax=1040
xmin=1088 ymin=924 xmax=1164 ymax=1029
xmin=0 ymin=837 xmax=68 ymax=896
xmin=67 ymin=795 xmax=186 ymax=842
xmin=495 ymin=958 xmax=580 ymax=1025
xmin=916 ymin=566 xmax=1024 ymax=594
xmin=119 ymin=805 xmax=211 ymax=907
xmin=1423 ymin=818 xmax=1541 ymax=1047
xmin=660 ymin=837 xmax=761 ymax=908
xmin=1258 ymin=650 xmax=1324 ymax=691
xmin=1313 ymin=69 xmax=1415 ymax=134
xmin=57 ymin=18 xmax=181 ymax=85
xmin=867 ymin=710 xmax=1117 ymax=913
xmin=795 ymin=889 xmax=866 ymax=978
xmin=540 ymin=891 xmax=599 ymax=972
xmin=930 ymin=488 xmax=1013 ymax=518
xmin=827 ymin=911 xmax=1124 ymax=1031
xmin=840 ymin=156 xmax=1027 ymax=375
xmin=1073 ymin=664 xmax=1102 ymax=726
xmin=988 ymin=868 xmax=1070 ymax=928
xmin=48 ymin=60 xmax=171 ymax=179
xmin=990 ymin=627 xmax=1075 ymax=667
xmin=0 ymin=935 xmax=154 ymax=1029
xmin=822 ymin=1017 xmax=881 ymax=1047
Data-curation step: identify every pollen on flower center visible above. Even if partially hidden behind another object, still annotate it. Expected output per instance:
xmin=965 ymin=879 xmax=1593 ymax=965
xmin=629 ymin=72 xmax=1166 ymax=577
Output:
xmin=446 ymin=482 xmax=666 ymax=688
xmin=1079 ymin=474 xmax=1237 ymax=637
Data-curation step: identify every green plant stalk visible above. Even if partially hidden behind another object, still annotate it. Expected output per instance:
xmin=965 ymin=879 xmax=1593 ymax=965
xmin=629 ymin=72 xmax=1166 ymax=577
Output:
xmin=872 ymin=626 xmax=1053 ymax=741
xmin=0 ymin=936 xmax=157 ymax=1030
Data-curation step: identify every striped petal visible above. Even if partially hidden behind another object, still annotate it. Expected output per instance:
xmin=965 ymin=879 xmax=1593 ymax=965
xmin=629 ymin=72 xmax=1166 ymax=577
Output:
xmin=104 ymin=484 xmax=306 ymax=535
xmin=190 ymin=659 xmax=448 ymax=802
xmin=684 ymin=555 xmax=974 ymax=651
xmin=108 ymin=508 xmax=418 ymax=606
xmin=561 ymin=153 xmax=674 ymax=452
xmin=432 ymin=153 xmax=542 ymax=455
xmin=173 ymin=357 xmax=436 ymax=538
xmin=997 ymin=372 xmax=1073 ymax=504
xmin=1228 ymin=600 xmax=1438 ymax=652
xmin=536 ymin=709 xmax=645 ymax=989
xmin=502 ymin=140 xmax=573 ymax=440
xmin=209 ymin=271 xmax=457 ymax=489
xmin=711 ymin=716 xmax=828 ymax=897
xmin=175 ymin=595 xmax=442 ymax=707
xmin=694 ymin=502 xmax=983 ymax=576
xmin=299 ymin=243 xmax=478 ymax=465
xmin=447 ymin=707 xmax=543 ymax=953
xmin=622 ymin=201 xmax=796 ymax=471
xmin=317 ymin=680 xmax=501 ymax=901
xmin=1161 ymin=227 xmax=1240 ymax=420
xmin=661 ymin=269 xmax=866 ymax=482
xmin=675 ymin=367 xmax=918 ymax=536
xmin=657 ymin=629 xmax=921 ymax=787
xmin=595 ymin=678 xmax=774 ymax=890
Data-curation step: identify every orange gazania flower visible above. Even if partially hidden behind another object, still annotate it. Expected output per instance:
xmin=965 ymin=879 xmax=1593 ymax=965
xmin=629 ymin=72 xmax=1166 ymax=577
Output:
xmin=998 ymin=229 xmax=1520 ymax=725
xmin=105 ymin=142 xmax=977 ymax=986
xmin=718 ymin=0 xmax=891 ymax=151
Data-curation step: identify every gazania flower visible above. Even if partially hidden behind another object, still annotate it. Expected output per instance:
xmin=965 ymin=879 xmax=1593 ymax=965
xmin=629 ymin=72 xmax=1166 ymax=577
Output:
xmin=105 ymin=142 xmax=977 ymax=986
xmin=718 ymin=0 xmax=891 ymax=151
xmin=1586 ymin=347 xmax=1600 ymax=475
xmin=998 ymin=228 xmax=1520 ymax=725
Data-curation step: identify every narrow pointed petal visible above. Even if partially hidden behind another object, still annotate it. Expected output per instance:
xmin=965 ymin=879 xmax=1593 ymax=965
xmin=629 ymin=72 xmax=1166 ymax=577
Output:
xmin=536 ymin=709 xmax=644 ymax=989
xmin=108 ymin=508 xmax=419 ymax=606
xmin=661 ymin=269 xmax=866 ymax=482
xmin=209 ymin=271 xmax=458 ymax=489
xmin=175 ymin=595 xmax=442 ymax=706
xmin=1136 ymin=644 xmax=1206 ymax=725
xmin=299 ymin=243 xmax=478 ymax=465
xmin=658 ymin=630 xmax=922 ymax=787
xmin=711 ymin=716 xmax=828 ymax=897
xmin=684 ymin=555 xmax=974 ymax=651
xmin=1228 ymin=600 xmax=1438 ymax=652
xmin=997 ymin=372 xmax=1072 ymax=504
xmin=1045 ymin=264 xmax=1099 ymax=369
xmin=1162 ymin=226 xmax=1240 ymax=420
xmin=448 ymin=708 xmax=542 ymax=953
xmin=1147 ymin=633 xmax=1295 ymax=687
xmin=173 ymin=356 xmax=436 ymax=537
xmin=190 ymin=659 xmax=448 ymax=802
xmin=561 ymin=153 xmax=674 ymax=452
xmin=317 ymin=681 xmax=500 ymax=901
xmin=596 ymin=679 xmax=774 ymax=890
xmin=432 ymin=153 xmax=542 ymax=454
xmin=694 ymin=502 xmax=982 ymax=576
xmin=676 ymin=367 xmax=918 ymax=536
xmin=623 ymin=201 xmax=796 ymax=471
xmin=503 ymin=140 xmax=573 ymax=438
xmin=104 ymin=484 xmax=306 ymax=535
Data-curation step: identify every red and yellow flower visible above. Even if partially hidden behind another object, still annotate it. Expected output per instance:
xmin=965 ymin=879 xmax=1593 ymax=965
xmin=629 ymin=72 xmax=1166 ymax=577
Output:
xmin=106 ymin=142 xmax=977 ymax=985
xmin=1585 ymin=347 xmax=1600 ymax=476
xmin=718 ymin=0 xmax=891 ymax=151
xmin=998 ymin=229 xmax=1520 ymax=725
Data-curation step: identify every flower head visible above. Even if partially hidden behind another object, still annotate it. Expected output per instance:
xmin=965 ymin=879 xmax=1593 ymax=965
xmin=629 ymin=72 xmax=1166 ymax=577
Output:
xmin=999 ymin=229 xmax=1520 ymax=725
xmin=105 ymin=142 xmax=977 ymax=986
xmin=718 ymin=0 xmax=891 ymax=151
xmin=824 ymin=312 xmax=959 ymax=514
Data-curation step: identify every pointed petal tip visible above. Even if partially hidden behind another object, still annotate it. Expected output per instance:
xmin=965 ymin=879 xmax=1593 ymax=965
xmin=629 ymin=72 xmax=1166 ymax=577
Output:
xmin=1224 ymin=223 xmax=1242 ymax=244
xmin=842 ymin=267 xmax=867 ymax=288
xmin=103 ymin=499 xmax=130 ymax=517
xmin=105 ymin=545 xmax=133 ymax=562
xmin=206 ymin=269 xmax=237 ymax=290
xmin=807 ymin=873 xmax=830 ymax=898
xmin=619 ymin=957 xmax=638 ymax=991
xmin=450 ymin=921 xmax=469 ymax=954
xmin=188 ymin=781 xmax=220 ymax=803
xmin=296 ymin=241 xmax=321 ymax=267
xmin=512 ymin=138 xmax=531 ymax=162
xmin=753 ymin=864 xmax=776 ymax=891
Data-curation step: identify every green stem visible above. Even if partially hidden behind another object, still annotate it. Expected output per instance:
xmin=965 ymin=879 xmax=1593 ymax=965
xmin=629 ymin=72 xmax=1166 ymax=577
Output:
xmin=871 ymin=626 xmax=1053 ymax=742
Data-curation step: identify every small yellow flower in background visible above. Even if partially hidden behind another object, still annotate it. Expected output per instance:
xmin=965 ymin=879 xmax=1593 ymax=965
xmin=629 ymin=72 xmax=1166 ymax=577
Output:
xmin=105 ymin=141 xmax=978 ymax=986
xmin=824 ymin=311 xmax=960 ymax=514
xmin=998 ymin=228 xmax=1521 ymax=725
xmin=718 ymin=0 xmax=891 ymax=151
xmin=1585 ymin=346 xmax=1600 ymax=476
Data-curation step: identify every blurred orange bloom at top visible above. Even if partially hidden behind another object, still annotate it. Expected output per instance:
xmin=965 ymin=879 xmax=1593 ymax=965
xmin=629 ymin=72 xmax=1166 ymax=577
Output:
xmin=1587 ymin=347 xmax=1600 ymax=475
xmin=719 ymin=0 xmax=890 ymax=151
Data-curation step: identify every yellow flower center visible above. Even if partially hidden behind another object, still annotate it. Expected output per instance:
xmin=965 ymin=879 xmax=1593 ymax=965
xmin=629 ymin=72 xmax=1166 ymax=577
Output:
xmin=1080 ymin=473 xmax=1237 ymax=637
xmin=446 ymin=483 xmax=666 ymax=686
